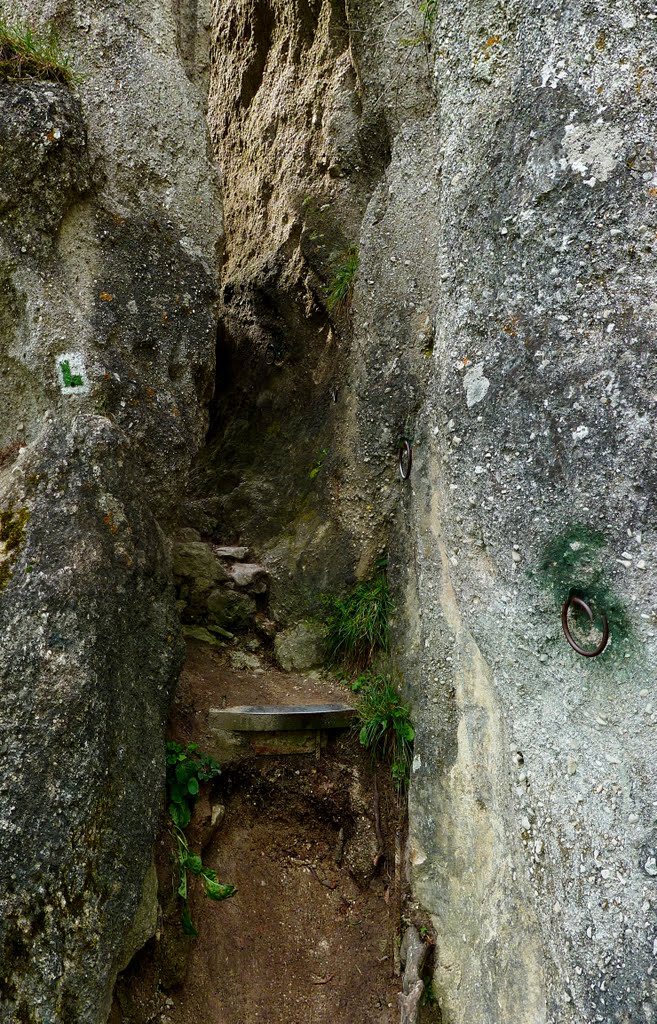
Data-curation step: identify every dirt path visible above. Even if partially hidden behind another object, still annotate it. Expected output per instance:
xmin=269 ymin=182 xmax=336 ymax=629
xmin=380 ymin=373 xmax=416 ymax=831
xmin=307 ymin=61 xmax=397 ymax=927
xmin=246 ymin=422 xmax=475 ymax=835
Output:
xmin=113 ymin=641 xmax=403 ymax=1024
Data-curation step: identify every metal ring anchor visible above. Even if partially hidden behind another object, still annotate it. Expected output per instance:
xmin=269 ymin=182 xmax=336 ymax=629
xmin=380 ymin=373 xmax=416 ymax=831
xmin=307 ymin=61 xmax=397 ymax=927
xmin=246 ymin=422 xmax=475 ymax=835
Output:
xmin=561 ymin=595 xmax=609 ymax=658
xmin=399 ymin=440 xmax=413 ymax=480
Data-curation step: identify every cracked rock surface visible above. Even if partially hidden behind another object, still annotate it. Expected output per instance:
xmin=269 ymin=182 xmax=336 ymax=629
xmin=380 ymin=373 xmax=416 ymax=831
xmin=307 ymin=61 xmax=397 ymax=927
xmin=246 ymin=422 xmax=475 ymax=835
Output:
xmin=0 ymin=0 xmax=221 ymax=1018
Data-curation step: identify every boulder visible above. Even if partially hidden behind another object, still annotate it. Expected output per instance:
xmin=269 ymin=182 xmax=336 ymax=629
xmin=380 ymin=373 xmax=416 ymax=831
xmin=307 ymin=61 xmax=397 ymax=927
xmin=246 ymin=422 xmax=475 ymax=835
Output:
xmin=207 ymin=587 xmax=256 ymax=631
xmin=227 ymin=561 xmax=269 ymax=593
xmin=172 ymin=541 xmax=229 ymax=587
xmin=274 ymin=620 xmax=328 ymax=672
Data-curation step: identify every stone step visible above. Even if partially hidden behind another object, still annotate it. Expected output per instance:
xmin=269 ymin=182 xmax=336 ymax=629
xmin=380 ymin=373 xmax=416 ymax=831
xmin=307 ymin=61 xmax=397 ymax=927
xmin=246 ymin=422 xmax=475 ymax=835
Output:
xmin=209 ymin=703 xmax=357 ymax=733
xmin=227 ymin=562 xmax=268 ymax=593
xmin=213 ymin=545 xmax=250 ymax=561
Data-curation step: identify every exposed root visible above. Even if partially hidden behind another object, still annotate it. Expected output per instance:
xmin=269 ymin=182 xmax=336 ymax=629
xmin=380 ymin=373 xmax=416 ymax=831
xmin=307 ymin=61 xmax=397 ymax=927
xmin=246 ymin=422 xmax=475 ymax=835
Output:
xmin=397 ymin=925 xmax=428 ymax=1024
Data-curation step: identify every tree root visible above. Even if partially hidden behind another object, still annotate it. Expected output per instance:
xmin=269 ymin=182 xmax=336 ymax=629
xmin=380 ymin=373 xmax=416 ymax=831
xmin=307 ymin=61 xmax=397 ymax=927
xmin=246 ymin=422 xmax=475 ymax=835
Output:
xmin=397 ymin=925 xmax=428 ymax=1024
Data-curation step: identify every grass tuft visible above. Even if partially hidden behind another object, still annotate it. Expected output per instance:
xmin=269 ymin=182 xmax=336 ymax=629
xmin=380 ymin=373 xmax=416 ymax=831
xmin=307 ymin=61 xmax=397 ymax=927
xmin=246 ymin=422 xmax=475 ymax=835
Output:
xmin=353 ymin=672 xmax=414 ymax=789
xmin=327 ymin=244 xmax=359 ymax=312
xmin=324 ymin=569 xmax=391 ymax=672
xmin=0 ymin=18 xmax=77 ymax=85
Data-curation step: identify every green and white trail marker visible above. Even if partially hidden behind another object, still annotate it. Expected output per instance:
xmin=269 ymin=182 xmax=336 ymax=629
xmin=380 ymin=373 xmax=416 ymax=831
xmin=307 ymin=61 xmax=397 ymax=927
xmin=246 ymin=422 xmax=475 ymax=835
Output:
xmin=56 ymin=353 xmax=89 ymax=396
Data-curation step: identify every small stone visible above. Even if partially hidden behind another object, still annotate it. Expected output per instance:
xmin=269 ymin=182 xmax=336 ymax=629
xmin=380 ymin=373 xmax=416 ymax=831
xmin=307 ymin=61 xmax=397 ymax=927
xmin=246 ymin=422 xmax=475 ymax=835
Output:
xmin=274 ymin=620 xmax=328 ymax=672
xmin=629 ymin=813 xmax=639 ymax=824
xmin=229 ymin=650 xmax=261 ymax=671
xmin=214 ymin=545 xmax=250 ymax=561
xmin=645 ymin=858 xmax=657 ymax=877
xmin=228 ymin=562 xmax=269 ymax=593
xmin=567 ymin=754 xmax=578 ymax=776
xmin=512 ymin=550 xmax=521 ymax=562
xmin=182 ymin=625 xmax=224 ymax=647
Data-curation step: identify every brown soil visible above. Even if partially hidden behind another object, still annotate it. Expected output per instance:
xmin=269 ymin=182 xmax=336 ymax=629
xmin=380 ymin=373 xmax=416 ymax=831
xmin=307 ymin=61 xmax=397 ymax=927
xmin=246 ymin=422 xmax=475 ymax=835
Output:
xmin=112 ymin=641 xmax=405 ymax=1024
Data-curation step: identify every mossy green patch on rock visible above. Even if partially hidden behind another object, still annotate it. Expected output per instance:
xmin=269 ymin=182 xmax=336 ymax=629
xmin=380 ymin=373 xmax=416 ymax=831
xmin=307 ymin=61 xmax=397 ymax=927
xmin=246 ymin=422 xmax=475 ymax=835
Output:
xmin=539 ymin=524 xmax=632 ymax=650
xmin=0 ymin=506 xmax=29 ymax=589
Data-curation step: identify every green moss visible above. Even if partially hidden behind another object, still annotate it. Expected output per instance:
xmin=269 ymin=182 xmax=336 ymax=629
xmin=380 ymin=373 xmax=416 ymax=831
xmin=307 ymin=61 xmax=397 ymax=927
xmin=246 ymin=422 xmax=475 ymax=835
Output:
xmin=0 ymin=507 xmax=29 ymax=552
xmin=0 ymin=506 xmax=29 ymax=590
xmin=539 ymin=524 xmax=632 ymax=650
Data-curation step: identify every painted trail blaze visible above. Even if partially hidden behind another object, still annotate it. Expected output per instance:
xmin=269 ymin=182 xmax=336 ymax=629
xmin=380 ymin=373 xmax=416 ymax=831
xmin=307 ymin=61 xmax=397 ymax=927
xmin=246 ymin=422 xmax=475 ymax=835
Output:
xmin=59 ymin=360 xmax=83 ymax=388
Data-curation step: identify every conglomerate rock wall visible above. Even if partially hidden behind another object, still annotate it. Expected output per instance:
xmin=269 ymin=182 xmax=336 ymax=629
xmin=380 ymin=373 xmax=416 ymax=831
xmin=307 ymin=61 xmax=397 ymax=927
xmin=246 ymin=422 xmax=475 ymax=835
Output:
xmin=205 ymin=1 xmax=657 ymax=1021
xmin=1 ymin=0 xmax=656 ymax=1021
xmin=350 ymin=2 xmax=657 ymax=1021
xmin=0 ymin=0 xmax=221 ymax=1018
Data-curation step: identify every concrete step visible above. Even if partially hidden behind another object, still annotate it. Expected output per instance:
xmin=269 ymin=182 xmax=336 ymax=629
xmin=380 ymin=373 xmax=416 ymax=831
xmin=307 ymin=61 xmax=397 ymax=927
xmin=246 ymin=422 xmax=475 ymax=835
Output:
xmin=209 ymin=703 xmax=357 ymax=732
xmin=207 ymin=703 xmax=357 ymax=762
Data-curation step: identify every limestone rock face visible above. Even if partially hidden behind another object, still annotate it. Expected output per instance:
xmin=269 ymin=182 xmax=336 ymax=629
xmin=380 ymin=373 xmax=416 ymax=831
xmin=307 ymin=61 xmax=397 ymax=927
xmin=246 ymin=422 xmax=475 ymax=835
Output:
xmin=338 ymin=2 xmax=657 ymax=1021
xmin=0 ymin=0 xmax=221 ymax=1018
xmin=204 ymin=1 xmax=657 ymax=1021
xmin=274 ymin=620 xmax=328 ymax=673
xmin=0 ymin=82 xmax=91 ymax=240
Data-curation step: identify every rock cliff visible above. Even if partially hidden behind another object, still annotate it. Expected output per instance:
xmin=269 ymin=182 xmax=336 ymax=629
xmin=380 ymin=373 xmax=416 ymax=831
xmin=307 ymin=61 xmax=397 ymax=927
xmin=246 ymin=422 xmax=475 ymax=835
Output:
xmin=1 ymin=0 xmax=656 ymax=1021
xmin=0 ymin=0 xmax=220 ymax=1017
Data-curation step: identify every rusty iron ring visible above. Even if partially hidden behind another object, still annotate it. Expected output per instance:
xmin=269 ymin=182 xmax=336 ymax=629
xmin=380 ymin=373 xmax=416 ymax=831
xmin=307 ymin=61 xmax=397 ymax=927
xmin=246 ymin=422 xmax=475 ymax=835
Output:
xmin=561 ymin=595 xmax=609 ymax=658
xmin=399 ymin=440 xmax=413 ymax=480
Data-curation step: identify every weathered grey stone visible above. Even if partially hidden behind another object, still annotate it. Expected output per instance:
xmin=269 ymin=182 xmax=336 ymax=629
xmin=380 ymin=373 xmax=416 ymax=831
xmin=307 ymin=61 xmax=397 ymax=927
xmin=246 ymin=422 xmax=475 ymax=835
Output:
xmin=274 ymin=620 xmax=328 ymax=672
xmin=227 ymin=561 xmax=268 ymax=593
xmin=0 ymin=0 xmax=222 ymax=1016
xmin=0 ymin=82 xmax=91 ymax=242
xmin=172 ymin=541 xmax=228 ymax=587
xmin=214 ymin=545 xmax=249 ymax=561
xmin=339 ymin=3 xmax=657 ymax=1021
xmin=227 ymin=649 xmax=261 ymax=672
xmin=206 ymin=587 xmax=255 ymax=631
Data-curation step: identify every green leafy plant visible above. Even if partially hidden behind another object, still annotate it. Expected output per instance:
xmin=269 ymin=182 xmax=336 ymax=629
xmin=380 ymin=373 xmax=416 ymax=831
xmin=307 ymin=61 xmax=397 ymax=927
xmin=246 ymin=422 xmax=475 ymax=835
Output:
xmin=166 ymin=741 xmax=236 ymax=935
xmin=325 ymin=569 xmax=391 ymax=672
xmin=356 ymin=673 xmax=414 ymax=789
xmin=327 ymin=244 xmax=359 ymax=312
xmin=309 ymin=447 xmax=328 ymax=480
xmin=0 ymin=18 xmax=77 ymax=84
